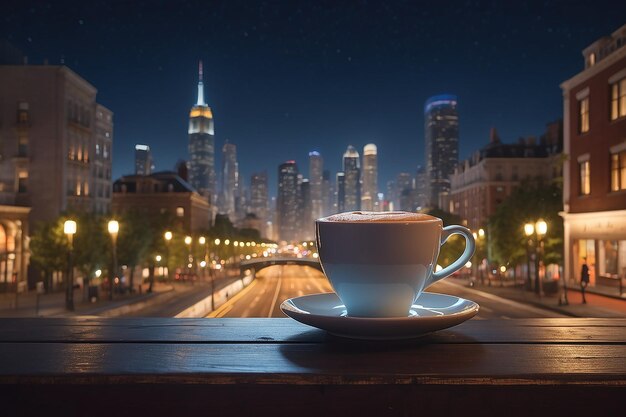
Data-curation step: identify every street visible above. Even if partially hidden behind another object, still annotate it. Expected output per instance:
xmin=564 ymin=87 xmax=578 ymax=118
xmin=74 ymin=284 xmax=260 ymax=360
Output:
xmin=208 ymin=265 xmax=565 ymax=319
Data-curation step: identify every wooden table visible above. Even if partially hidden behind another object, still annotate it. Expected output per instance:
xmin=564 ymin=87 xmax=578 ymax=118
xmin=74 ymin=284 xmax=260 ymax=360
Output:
xmin=1 ymin=318 xmax=625 ymax=416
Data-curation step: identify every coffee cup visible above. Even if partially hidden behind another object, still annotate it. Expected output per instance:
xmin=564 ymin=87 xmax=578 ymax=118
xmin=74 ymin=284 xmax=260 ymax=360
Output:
xmin=315 ymin=211 xmax=475 ymax=318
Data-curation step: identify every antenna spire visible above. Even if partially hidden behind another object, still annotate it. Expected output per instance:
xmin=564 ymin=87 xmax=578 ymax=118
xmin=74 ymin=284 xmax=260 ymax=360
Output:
xmin=196 ymin=60 xmax=206 ymax=106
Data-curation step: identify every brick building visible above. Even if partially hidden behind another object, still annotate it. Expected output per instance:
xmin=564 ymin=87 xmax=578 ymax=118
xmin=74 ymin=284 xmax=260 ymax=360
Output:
xmin=561 ymin=24 xmax=626 ymax=288
xmin=445 ymin=124 xmax=562 ymax=231
xmin=112 ymin=172 xmax=212 ymax=233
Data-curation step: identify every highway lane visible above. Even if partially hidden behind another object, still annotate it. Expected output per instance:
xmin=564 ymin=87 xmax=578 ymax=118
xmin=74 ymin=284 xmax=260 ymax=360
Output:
xmin=209 ymin=264 xmax=565 ymax=319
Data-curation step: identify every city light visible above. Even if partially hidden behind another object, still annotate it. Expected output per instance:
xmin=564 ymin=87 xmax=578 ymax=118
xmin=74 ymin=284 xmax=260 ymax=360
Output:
xmin=465 ymin=261 xmax=472 ymax=268
xmin=536 ymin=220 xmax=548 ymax=236
xmin=199 ymin=236 xmax=206 ymax=245
xmin=200 ymin=260 xmax=207 ymax=267
xmin=225 ymin=239 xmax=230 ymax=245
xmin=524 ymin=223 xmax=535 ymax=236
xmin=108 ymin=220 xmax=119 ymax=235
xmin=95 ymin=269 xmax=102 ymax=278
xmin=500 ymin=265 xmax=507 ymax=273
xmin=214 ymin=238 xmax=220 ymax=245
xmin=64 ymin=220 xmax=77 ymax=236
xmin=478 ymin=228 xmax=485 ymax=238
xmin=155 ymin=255 xmax=162 ymax=262
xmin=164 ymin=231 xmax=172 ymax=241
xmin=184 ymin=236 xmax=192 ymax=245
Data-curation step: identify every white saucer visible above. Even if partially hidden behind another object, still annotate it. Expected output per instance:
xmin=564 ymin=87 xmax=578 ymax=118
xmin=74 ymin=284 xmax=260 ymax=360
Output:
xmin=280 ymin=292 xmax=479 ymax=340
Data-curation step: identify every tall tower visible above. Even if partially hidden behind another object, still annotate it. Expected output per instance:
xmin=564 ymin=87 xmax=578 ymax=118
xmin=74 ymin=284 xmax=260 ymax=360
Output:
xmin=277 ymin=161 xmax=299 ymax=242
xmin=343 ymin=145 xmax=361 ymax=211
xmin=134 ymin=144 xmax=153 ymax=176
xmin=308 ymin=151 xmax=323 ymax=222
xmin=188 ymin=61 xmax=216 ymax=202
xmin=220 ymin=141 xmax=238 ymax=219
xmin=250 ymin=171 xmax=269 ymax=236
xmin=361 ymin=143 xmax=378 ymax=211
xmin=424 ymin=94 xmax=459 ymax=208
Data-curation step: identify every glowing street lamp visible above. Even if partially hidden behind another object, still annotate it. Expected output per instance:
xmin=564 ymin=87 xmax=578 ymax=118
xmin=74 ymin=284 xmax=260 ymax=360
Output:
xmin=536 ymin=220 xmax=548 ymax=237
xmin=524 ymin=223 xmax=535 ymax=237
xmin=108 ymin=220 xmax=119 ymax=301
xmin=63 ymin=220 xmax=77 ymax=311
xmin=184 ymin=236 xmax=192 ymax=246
xmin=164 ymin=231 xmax=172 ymax=242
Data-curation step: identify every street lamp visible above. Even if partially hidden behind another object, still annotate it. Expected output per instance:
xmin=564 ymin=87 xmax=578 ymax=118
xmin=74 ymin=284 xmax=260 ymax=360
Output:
xmin=524 ymin=223 xmax=535 ymax=292
xmin=63 ymin=220 xmax=76 ymax=311
xmin=185 ymin=236 xmax=193 ymax=278
xmin=108 ymin=220 xmax=119 ymax=301
xmin=164 ymin=231 xmax=172 ymax=281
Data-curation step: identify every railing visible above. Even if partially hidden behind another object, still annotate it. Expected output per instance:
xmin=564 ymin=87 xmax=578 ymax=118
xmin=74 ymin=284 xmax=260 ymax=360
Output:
xmin=239 ymin=256 xmax=323 ymax=275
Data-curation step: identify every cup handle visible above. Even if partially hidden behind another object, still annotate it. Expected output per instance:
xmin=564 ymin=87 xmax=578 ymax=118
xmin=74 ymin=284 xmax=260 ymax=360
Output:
xmin=427 ymin=225 xmax=476 ymax=287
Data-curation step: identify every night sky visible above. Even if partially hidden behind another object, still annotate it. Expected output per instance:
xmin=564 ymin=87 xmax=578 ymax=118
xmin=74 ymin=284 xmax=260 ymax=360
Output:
xmin=3 ymin=1 xmax=626 ymax=197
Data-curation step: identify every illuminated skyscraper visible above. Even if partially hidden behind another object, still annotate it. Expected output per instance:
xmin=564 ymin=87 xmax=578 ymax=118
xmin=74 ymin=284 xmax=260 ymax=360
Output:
xmin=135 ymin=144 xmax=153 ymax=175
xmin=322 ymin=169 xmax=332 ymax=216
xmin=277 ymin=161 xmax=299 ymax=242
xmin=188 ymin=61 xmax=216 ymax=201
xmin=250 ymin=171 xmax=269 ymax=237
xmin=424 ymin=94 xmax=459 ymax=208
xmin=336 ymin=171 xmax=346 ymax=212
xmin=309 ymin=151 xmax=324 ymax=222
xmin=361 ymin=143 xmax=378 ymax=211
xmin=343 ymin=145 xmax=361 ymax=211
xmin=219 ymin=141 xmax=238 ymax=219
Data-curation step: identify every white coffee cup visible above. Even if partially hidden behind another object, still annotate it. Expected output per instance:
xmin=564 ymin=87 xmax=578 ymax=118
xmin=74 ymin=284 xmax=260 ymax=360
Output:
xmin=316 ymin=211 xmax=475 ymax=317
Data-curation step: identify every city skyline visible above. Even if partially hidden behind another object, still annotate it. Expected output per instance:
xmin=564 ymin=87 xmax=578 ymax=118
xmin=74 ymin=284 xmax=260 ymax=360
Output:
xmin=3 ymin=2 xmax=626 ymax=198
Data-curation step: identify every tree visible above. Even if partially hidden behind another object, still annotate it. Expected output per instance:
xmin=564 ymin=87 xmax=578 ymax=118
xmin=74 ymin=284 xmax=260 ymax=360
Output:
xmin=29 ymin=220 xmax=68 ymax=291
xmin=116 ymin=210 xmax=153 ymax=292
xmin=425 ymin=208 xmax=465 ymax=269
xmin=488 ymin=178 xmax=563 ymax=268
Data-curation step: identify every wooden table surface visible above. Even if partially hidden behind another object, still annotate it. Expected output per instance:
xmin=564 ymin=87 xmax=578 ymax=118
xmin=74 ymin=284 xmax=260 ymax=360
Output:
xmin=1 ymin=317 xmax=625 ymax=416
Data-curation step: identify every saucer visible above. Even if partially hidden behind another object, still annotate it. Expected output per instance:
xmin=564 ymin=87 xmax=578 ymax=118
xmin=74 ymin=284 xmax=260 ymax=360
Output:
xmin=280 ymin=292 xmax=479 ymax=340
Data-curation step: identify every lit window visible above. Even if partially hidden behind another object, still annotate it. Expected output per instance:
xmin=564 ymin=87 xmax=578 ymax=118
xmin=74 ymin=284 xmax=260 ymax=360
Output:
xmin=579 ymin=97 xmax=590 ymax=133
xmin=84 ymin=181 xmax=89 ymax=196
xmin=18 ymin=171 xmax=28 ymax=193
xmin=96 ymin=143 xmax=101 ymax=155
xmin=76 ymin=181 xmax=82 ymax=196
xmin=610 ymin=78 xmax=626 ymax=121
xmin=176 ymin=207 xmax=185 ymax=217
xmin=610 ymin=150 xmax=626 ymax=191
xmin=579 ymin=160 xmax=591 ymax=195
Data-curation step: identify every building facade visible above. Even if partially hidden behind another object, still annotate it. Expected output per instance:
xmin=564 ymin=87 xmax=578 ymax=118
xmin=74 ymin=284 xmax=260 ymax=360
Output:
xmin=561 ymin=24 xmax=626 ymax=288
xmin=361 ymin=143 xmax=378 ymax=211
xmin=424 ymin=94 xmax=459 ymax=208
xmin=445 ymin=124 xmax=562 ymax=231
xmin=342 ymin=145 xmax=361 ymax=211
xmin=277 ymin=161 xmax=299 ymax=242
xmin=134 ymin=144 xmax=153 ymax=176
xmin=112 ymin=172 xmax=211 ymax=233
xmin=308 ymin=151 xmax=323 ymax=222
xmin=249 ymin=171 xmax=269 ymax=237
xmin=188 ymin=61 xmax=216 ymax=202
xmin=219 ymin=141 xmax=238 ymax=219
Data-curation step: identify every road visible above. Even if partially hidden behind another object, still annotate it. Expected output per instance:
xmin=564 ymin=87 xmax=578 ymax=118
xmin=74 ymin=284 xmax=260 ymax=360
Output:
xmin=209 ymin=265 xmax=565 ymax=319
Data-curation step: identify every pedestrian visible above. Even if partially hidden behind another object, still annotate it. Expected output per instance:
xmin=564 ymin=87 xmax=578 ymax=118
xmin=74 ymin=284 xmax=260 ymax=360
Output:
xmin=580 ymin=257 xmax=590 ymax=304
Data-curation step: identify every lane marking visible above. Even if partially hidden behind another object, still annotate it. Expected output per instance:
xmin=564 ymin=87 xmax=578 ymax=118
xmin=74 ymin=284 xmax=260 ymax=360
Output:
xmin=215 ymin=304 xmax=233 ymax=318
xmin=267 ymin=267 xmax=284 ymax=317
xmin=438 ymin=280 xmax=566 ymax=317
xmin=206 ymin=280 xmax=258 ymax=318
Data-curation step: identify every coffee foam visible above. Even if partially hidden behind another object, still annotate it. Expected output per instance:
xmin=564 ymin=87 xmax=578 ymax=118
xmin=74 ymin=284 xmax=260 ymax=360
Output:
xmin=318 ymin=211 xmax=438 ymax=223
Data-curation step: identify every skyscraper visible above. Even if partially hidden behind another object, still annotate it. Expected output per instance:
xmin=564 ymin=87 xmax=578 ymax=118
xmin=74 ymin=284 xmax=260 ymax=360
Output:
xmin=309 ymin=151 xmax=323 ymax=222
xmin=361 ymin=143 xmax=378 ymax=211
xmin=188 ymin=61 xmax=216 ymax=202
xmin=343 ymin=145 xmax=361 ymax=211
xmin=299 ymin=178 xmax=313 ymax=240
xmin=424 ymin=94 xmax=459 ymax=208
xmin=415 ymin=166 xmax=428 ymax=210
xmin=219 ymin=141 xmax=238 ymax=219
xmin=250 ymin=171 xmax=269 ymax=237
xmin=322 ymin=169 xmax=332 ymax=216
xmin=336 ymin=171 xmax=346 ymax=213
xmin=277 ymin=161 xmax=299 ymax=242
xmin=134 ymin=144 xmax=153 ymax=175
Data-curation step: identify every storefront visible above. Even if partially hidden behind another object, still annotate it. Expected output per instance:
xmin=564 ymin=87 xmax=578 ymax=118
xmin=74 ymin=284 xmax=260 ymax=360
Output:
xmin=562 ymin=209 xmax=626 ymax=288
xmin=0 ymin=205 xmax=30 ymax=293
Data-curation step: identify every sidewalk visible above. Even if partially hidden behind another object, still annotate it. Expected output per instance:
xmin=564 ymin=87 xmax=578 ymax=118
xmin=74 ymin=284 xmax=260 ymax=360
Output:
xmin=449 ymin=276 xmax=626 ymax=318
xmin=0 ymin=282 xmax=175 ymax=318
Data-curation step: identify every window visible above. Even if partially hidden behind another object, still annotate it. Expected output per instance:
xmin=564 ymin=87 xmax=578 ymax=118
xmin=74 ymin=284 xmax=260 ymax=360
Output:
xmin=579 ymin=160 xmax=591 ymax=195
xmin=17 ymin=101 xmax=29 ymax=124
xmin=610 ymin=150 xmax=626 ymax=191
xmin=176 ymin=207 xmax=185 ymax=217
xmin=17 ymin=171 xmax=28 ymax=193
xmin=610 ymin=77 xmax=626 ymax=120
xmin=579 ymin=97 xmax=589 ymax=133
